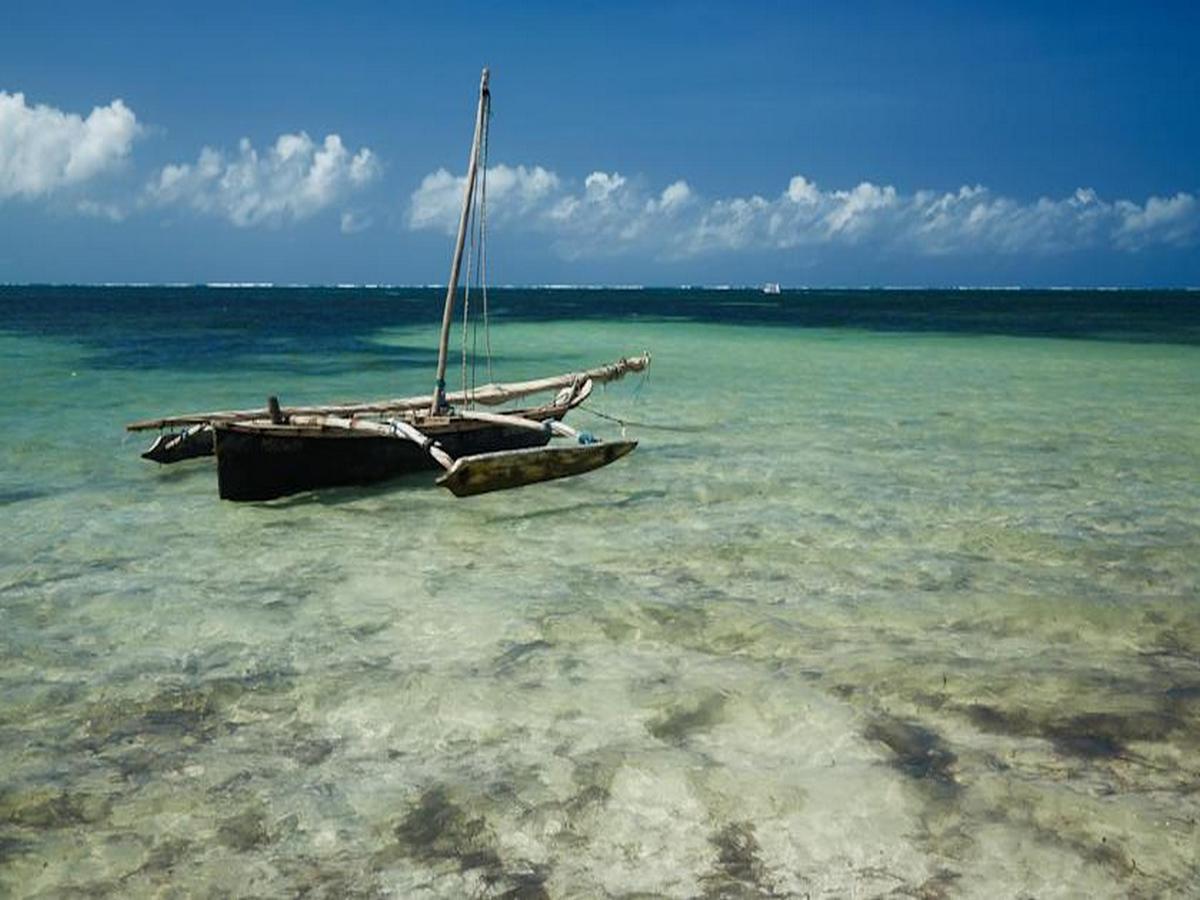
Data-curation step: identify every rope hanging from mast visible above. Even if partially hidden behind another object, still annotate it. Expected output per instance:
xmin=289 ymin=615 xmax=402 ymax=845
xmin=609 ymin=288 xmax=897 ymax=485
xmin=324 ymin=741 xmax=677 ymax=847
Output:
xmin=479 ymin=98 xmax=494 ymax=385
xmin=459 ymin=76 xmax=494 ymax=408
xmin=460 ymin=200 xmax=474 ymax=406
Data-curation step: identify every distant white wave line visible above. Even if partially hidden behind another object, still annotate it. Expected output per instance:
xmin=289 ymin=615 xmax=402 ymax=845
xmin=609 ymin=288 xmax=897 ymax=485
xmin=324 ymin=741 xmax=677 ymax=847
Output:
xmin=409 ymin=165 xmax=1199 ymax=259
xmin=4 ymin=282 xmax=1198 ymax=291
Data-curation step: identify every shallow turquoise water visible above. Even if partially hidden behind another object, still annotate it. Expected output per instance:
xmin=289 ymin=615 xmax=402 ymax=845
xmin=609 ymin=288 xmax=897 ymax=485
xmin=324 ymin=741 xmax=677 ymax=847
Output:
xmin=1 ymin=289 xmax=1198 ymax=897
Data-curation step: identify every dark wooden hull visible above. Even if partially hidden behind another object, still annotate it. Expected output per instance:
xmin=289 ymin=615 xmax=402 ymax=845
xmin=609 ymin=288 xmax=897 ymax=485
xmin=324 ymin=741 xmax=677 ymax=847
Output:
xmin=214 ymin=421 xmax=551 ymax=501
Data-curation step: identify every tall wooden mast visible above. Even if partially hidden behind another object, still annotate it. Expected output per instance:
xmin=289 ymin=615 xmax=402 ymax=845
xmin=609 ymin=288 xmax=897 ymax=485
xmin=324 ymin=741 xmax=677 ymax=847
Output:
xmin=431 ymin=67 xmax=490 ymax=415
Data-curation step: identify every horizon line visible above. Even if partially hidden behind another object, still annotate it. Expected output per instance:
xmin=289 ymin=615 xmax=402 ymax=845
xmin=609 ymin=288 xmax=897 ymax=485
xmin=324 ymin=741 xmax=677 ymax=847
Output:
xmin=1 ymin=282 xmax=1198 ymax=292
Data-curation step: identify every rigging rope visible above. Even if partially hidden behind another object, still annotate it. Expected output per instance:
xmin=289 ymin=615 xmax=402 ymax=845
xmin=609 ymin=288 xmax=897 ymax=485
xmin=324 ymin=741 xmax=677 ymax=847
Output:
xmin=460 ymin=88 xmax=493 ymax=408
xmin=460 ymin=205 xmax=474 ymax=407
xmin=575 ymin=367 xmax=695 ymax=433
xmin=480 ymin=100 xmax=494 ymax=384
xmin=469 ymin=114 xmax=483 ymax=402
xmin=575 ymin=404 xmax=705 ymax=434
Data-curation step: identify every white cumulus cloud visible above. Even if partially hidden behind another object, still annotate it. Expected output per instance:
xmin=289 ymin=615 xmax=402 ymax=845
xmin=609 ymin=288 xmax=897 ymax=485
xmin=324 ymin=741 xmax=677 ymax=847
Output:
xmin=1114 ymin=192 xmax=1197 ymax=250
xmin=145 ymin=131 xmax=381 ymax=228
xmin=0 ymin=91 xmax=140 ymax=200
xmin=409 ymin=163 xmax=559 ymax=233
xmin=409 ymin=162 xmax=1200 ymax=260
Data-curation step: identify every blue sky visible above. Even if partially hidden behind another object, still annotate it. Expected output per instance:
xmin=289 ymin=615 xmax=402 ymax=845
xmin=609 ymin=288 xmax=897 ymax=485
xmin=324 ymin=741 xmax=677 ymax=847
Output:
xmin=1 ymin=0 xmax=1197 ymax=285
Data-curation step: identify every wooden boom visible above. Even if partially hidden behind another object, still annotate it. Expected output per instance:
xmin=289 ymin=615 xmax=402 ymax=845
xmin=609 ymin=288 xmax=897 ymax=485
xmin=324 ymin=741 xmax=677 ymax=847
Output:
xmin=126 ymin=353 xmax=649 ymax=431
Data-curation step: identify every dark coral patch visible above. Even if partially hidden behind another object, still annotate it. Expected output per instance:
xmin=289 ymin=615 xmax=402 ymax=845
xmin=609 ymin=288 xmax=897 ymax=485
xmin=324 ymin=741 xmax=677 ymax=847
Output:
xmin=384 ymin=785 xmax=554 ymax=895
xmin=864 ymin=715 xmax=958 ymax=788
xmin=701 ymin=820 xmax=778 ymax=898
xmin=217 ymin=806 xmax=273 ymax=852
xmin=0 ymin=789 xmax=110 ymax=829
xmin=964 ymin=703 xmax=1184 ymax=759
xmin=647 ymin=693 xmax=727 ymax=744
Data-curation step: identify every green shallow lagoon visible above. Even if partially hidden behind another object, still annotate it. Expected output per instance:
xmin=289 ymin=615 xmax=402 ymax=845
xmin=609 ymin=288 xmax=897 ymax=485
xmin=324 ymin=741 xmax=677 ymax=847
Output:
xmin=1 ymin=288 xmax=1198 ymax=897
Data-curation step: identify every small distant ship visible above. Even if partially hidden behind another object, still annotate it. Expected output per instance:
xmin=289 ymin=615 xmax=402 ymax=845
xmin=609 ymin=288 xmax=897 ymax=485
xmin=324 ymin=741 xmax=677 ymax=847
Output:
xmin=762 ymin=282 xmax=781 ymax=295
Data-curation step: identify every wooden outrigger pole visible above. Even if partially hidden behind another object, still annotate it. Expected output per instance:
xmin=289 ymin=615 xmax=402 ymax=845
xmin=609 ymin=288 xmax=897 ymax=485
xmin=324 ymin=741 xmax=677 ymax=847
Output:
xmin=126 ymin=355 xmax=650 ymax=432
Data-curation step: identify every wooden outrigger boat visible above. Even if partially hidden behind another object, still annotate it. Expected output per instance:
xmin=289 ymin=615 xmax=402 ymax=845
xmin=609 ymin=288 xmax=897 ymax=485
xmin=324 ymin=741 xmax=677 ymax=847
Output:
xmin=127 ymin=68 xmax=648 ymax=501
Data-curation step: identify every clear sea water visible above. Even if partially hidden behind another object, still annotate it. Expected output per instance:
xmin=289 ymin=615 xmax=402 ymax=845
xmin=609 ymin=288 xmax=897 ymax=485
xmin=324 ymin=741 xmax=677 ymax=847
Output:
xmin=1 ymin=286 xmax=1198 ymax=898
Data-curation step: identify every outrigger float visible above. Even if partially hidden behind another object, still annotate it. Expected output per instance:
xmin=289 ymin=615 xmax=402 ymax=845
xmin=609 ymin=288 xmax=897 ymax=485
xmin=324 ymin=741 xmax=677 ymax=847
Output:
xmin=127 ymin=68 xmax=648 ymax=501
